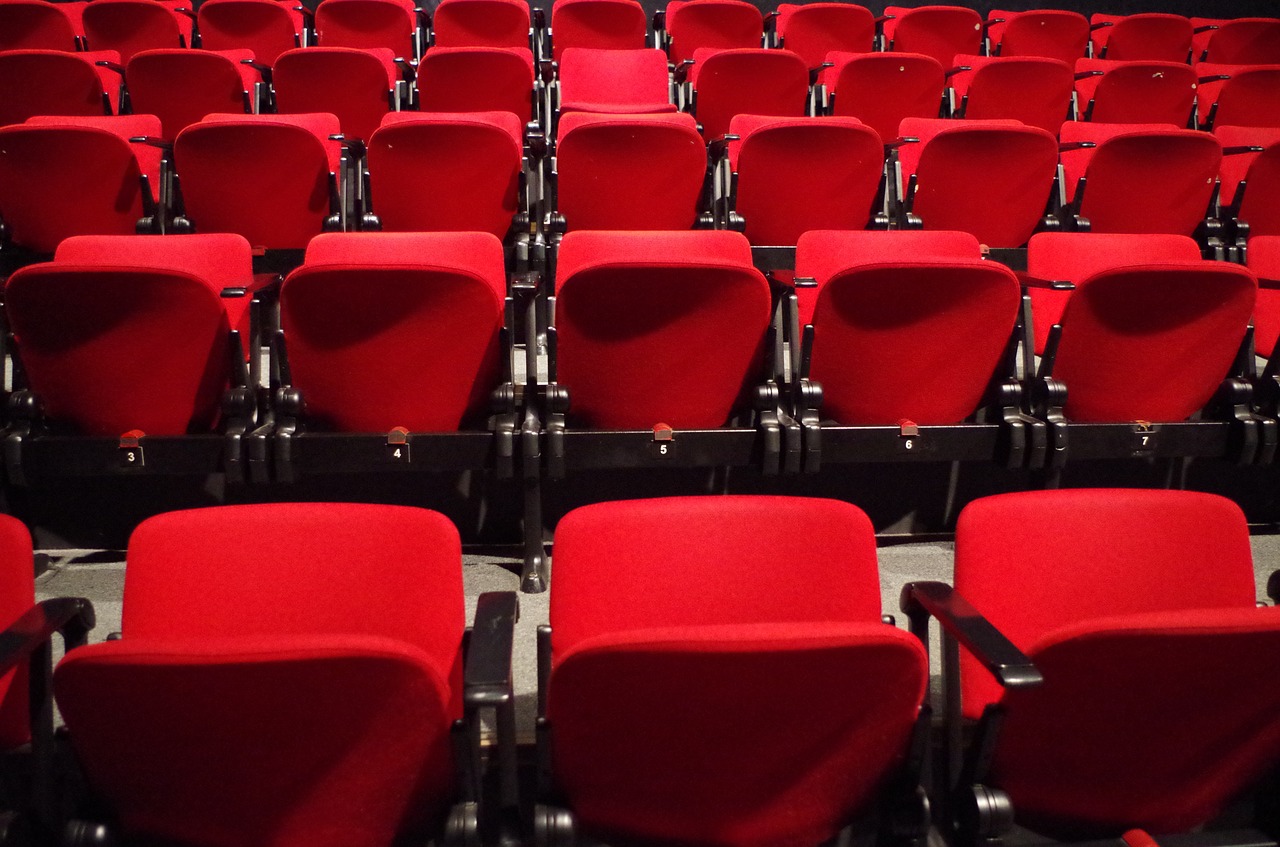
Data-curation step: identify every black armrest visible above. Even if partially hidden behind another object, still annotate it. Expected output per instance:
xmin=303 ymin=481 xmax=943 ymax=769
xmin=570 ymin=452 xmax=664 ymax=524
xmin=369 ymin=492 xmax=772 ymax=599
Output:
xmin=1074 ymin=69 xmax=1104 ymax=80
xmin=945 ymin=64 xmax=973 ymax=78
xmin=464 ymin=591 xmax=518 ymax=710
xmin=240 ymin=58 xmax=273 ymax=83
xmin=1089 ymin=20 xmax=1114 ymax=30
xmin=1223 ymin=145 xmax=1266 ymax=156
xmin=129 ymin=135 xmax=172 ymax=151
xmin=1016 ymin=271 xmax=1075 ymax=291
xmin=1257 ymin=276 xmax=1280 ymax=291
xmin=808 ymin=60 xmax=833 ymax=85
xmin=94 ymin=59 xmax=125 ymax=76
xmin=393 ymin=56 xmax=417 ymax=83
xmin=1193 ymin=23 xmax=1219 ymax=33
xmin=0 ymin=598 xmax=96 ymax=675
xmin=885 ymin=135 xmax=919 ymax=151
xmin=900 ymin=581 xmax=1042 ymax=689
xmin=1059 ymin=140 xmax=1097 ymax=153
xmin=1198 ymin=73 xmax=1232 ymax=83
xmin=707 ymin=132 xmax=740 ymax=161
xmin=673 ymin=57 xmax=695 ymax=84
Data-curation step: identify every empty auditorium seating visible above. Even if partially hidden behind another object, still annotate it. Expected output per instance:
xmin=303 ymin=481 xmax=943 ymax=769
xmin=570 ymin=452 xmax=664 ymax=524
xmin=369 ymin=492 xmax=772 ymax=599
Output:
xmin=314 ymin=0 xmax=422 ymax=60
xmin=197 ymin=0 xmax=306 ymax=65
xmin=1195 ymin=63 xmax=1280 ymax=130
xmin=53 ymin=502 xmax=518 ymax=847
xmin=431 ymin=0 xmax=531 ymax=49
xmin=821 ymin=51 xmax=945 ymax=142
xmin=365 ymin=111 xmax=524 ymax=237
xmin=0 ymin=114 xmax=163 ymax=256
xmin=3 ymin=233 xmax=262 ymax=482
xmin=985 ymin=9 xmax=1089 ymax=64
xmin=894 ymin=117 xmax=1058 ymax=247
xmin=548 ymin=0 xmax=647 ymax=62
xmin=770 ymin=2 xmax=875 ymax=66
xmin=687 ymin=47 xmax=809 ymax=140
xmin=1073 ymin=58 xmax=1198 ymax=124
xmin=556 ymin=47 xmax=675 ymax=116
xmin=80 ymin=0 xmax=191 ymax=63
xmin=1197 ymin=16 xmax=1280 ymax=65
xmin=1089 ymin=12 xmax=1193 ymax=62
xmin=0 ymin=515 xmax=94 ymax=836
xmin=273 ymin=47 xmax=405 ymax=143
xmin=1055 ymin=122 xmax=1221 ymax=238
xmin=1215 ymin=125 xmax=1280 ymax=242
xmin=946 ymin=54 xmax=1073 ymax=132
xmin=883 ymin=5 xmax=984 ymax=66
xmin=661 ymin=0 xmax=763 ymax=65
xmin=0 ymin=49 xmax=123 ymax=126
xmin=1026 ymin=233 xmax=1261 ymax=465
xmin=537 ymin=495 xmax=929 ymax=847
xmin=787 ymin=230 xmax=1033 ymax=470
xmin=908 ymin=488 xmax=1280 ymax=842
xmin=0 ymin=0 xmax=81 ymax=51
xmin=126 ymin=49 xmax=262 ymax=140
xmin=549 ymin=111 xmax=706 ymax=232
xmin=721 ymin=114 xmax=883 ymax=246
xmin=173 ymin=112 xmax=345 ymax=251
xmin=415 ymin=45 xmax=536 ymax=120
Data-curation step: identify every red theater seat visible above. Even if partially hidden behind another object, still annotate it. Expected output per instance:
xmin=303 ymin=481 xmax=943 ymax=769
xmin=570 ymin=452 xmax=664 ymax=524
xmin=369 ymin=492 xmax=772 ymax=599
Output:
xmin=126 ymin=49 xmax=261 ymax=140
xmin=557 ymin=47 xmax=675 ymax=115
xmin=197 ymin=0 xmax=305 ymax=65
xmin=772 ymin=2 xmax=874 ymax=67
xmin=883 ymin=4 xmax=983 ymax=66
xmin=1089 ymin=12 xmax=1193 ymax=62
xmin=0 ymin=0 xmax=80 ymax=51
xmin=81 ymin=0 xmax=190 ymax=63
xmin=662 ymin=0 xmax=762 ymax=64
xmin=274 ymin=47 xmax=403 ymax=143
xmin=0 ymin=49 xmax=122 ymax=126
xmin=821 ymin=51 xmax=944 ymax=142
xmin=986 ymin=9 xmax=1089 ymax=64
xmin=946 ymin=53 xmax=1073 ymax=132
xmin=1195 ymin=63 xmax=1280 ymax=130
xmin=549 ymin=0 xmax=646 ymax=62
xmin=539 ymin=495 xmax=930 ymax=847
xmin=53 ymin=502 xmax=517 ymax=847
xmin=314 ymin=0 xmax=422 ymax=59
xmin=1073 ymin=58 xmax=1197 ymax=124
xmin=416 ymin=45 xmax=535 ymax=119
xmin=688 ymin=47 xmax=808 ymax=140
xmin=431 ymin=0 xmax=531 ymax=49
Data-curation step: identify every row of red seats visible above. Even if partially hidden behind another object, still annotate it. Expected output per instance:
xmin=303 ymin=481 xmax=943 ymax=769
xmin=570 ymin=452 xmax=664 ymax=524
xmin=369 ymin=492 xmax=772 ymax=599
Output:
xmin=3 ymin=489 xmax=1278 ymax=845
xmin=2 ymin=228 xmax=1277 ymax=592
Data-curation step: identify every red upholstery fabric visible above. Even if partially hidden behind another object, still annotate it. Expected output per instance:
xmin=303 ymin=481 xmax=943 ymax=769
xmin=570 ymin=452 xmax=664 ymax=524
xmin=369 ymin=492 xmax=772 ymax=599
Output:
xmin=1073 ymin=59 xmax=1197 ymax=125
xmin=689 ymin=47 xmax=808 ymax=140
xmin=728 ymin=114 xmax=881 ymax=246
xmin=823 ymin=51 xmax=944 ymax=143
xmin=774 ymin=2 xmax=875 ymax=67
xmin=558 ymin=47 xmax=675 ymax=114
xmin=1202 ymin=17 xmax=1280 ymax=65
xmin=897 ymin=117 xmax=1057 ymax=248
xmin=0 ymin=516 xmax=34 ymax=751
xmin=0 ymin=49 xmax=115 ymax=126
xmin=1053 ymin=262 xmax=1255 ymax=422
xmin=1248 ymin=236 xmax=1280 ymax=357
xmin=55 ymin=232 xmax=256 ymax=339
xmin=0 ymin=0 xmax=79 ymax=50
xmin=664 ymin=0 xmax=762 ymax=65
xmin=554 ymin=111 xmax=704 ymax=231
xmin=804 ymin=248 xmax=1020 ymax=425
xmin=948 ymin=54 xmax=1073 ymax=133
xmin=432 ymin=0 xmax=529 ymax=48
xmin=954 ymin=488 xmax=1279 ymax=838
xmin=1025 ymin=232 xmax=1202 ymax=355
xmin=368 ymin=111 xmax=522 ymax=237
xmin=1057 ymin=121 xmax=1221 ymax=235
xmin=1090 ymin=12 xmax=1193 ymax=62
xmin=315 ymin=0 xmax=417 ymax=58
xmin=54 ymin=502 xmax=465 ymax=847
xmin=274 ymin=47 xmax=398 ymax=143
xmin=197 ymin=0 xmax=301 ymax=64
xmin=1214 ymin=125 xmax=1280 ymax=213
xmin=25 ymin=113 xmax=162 ymax=192
xmin=884 ymin=5 xmax=982 ymax=66
xmin=5 ymin=265 xmax=234 ymax=434
xmin=1195 ymin=64 xmax=1280 ymax=130
xmin=550 ymin=0 xmax=647 ymax=62
xmin=549 ymin=496 xmax=926 ymax=847
xmin=127 ymin=49 xmax=256 ymax=140
xmin=174 ymin=113 xmax=342 ymax=250
xmin=988 ymin=9 xmax=1089 ymax=64
xmin=82 ymin=0 xmax=184 ymax=63
xmin=553 ymin=231 xmax=770 ymax=429
xmin=0 ymin=116 xmax=160 ymax=253
xmin=280 ymin=232 xmax=505 ymax=432
xmin=416 ymin=46 xmax=533 ymax=118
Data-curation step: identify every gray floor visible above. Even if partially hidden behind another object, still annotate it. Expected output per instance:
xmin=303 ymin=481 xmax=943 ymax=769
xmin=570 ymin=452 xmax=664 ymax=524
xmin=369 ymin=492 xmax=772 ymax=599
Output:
xmin=34 ymin=533 xmax=1280 ymax=744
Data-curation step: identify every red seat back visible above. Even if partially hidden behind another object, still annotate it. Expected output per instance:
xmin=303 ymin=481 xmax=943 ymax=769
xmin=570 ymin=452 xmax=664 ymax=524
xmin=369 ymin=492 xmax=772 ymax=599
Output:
xmin=0 ymin=49 xmax=113 ymax=126
xmin=432 ymin=0 xmax=529 ymax=48
xmin=274 ymin=47 xmax=399 ymax=143
xmin=368 ymin=111 xmax=522 ymax=237
xmin=1075 ymin=58 xmax=1197 ymax=124
xmin=0 ymin=0 xmax=79 ymax=50
xmin=1198 ymin=64 xmax=1280 ymax=130
xmin=81 ymin=0 xmax=183 ymax=63
xmin=950 ymin=54 xmax=1073 ymax=133
xmin=315 ymin=0 xmax=417 ymax=58
xmin=991 ymin=9 xmax=1089 ymax=64
xmin=197 ymin=0 xmax=300 ymax=65
xmin=550 ymin=0 xmax=647 ymax=62
xmin=554 ymin=111 xmax=705 ymax=231
xmin=1247 ymin=235 xmax=1280 ymax=357
xmin=1091 ymin=12 xmax=1192 ymax=62
xmin=884 ymin=4 xmax=983 ymax=66
xmin=689 ymin=47 xmax=808 ymax=140
xmin=553 ymin=231 xmax=771 ymax=429
xmin=558 ymin=47 xmax=674 ymax=114
xmin=0 ymin=516 xmax=34 ymax=751
xmin=1204 ymin=17 xmax=1280 ymax=65
xmin=824 ymin=51 xmax=944 ymax=142
xmin=126 ymin=49 xmax=256 ymax=140
xmin=549 ymin=495 xmax=927 ymax=847
xmin=955 ymin=489 xmax=1280 ymax=837
xmin=665 ymin=0 xmax=762 ymax=64
xmin=774 ymin=2 xmax=875 ymax=67
xmin=53 ymin=502 xmax=466 ymax=847
xmin=728 ymin=114 xmax=882 ymax=246
xmin=415 ymin=45 xmax=533 ymax=118
xmin=898 ymin=117 xmax=1058 ymax=248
